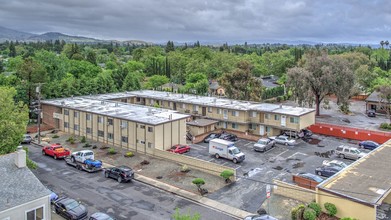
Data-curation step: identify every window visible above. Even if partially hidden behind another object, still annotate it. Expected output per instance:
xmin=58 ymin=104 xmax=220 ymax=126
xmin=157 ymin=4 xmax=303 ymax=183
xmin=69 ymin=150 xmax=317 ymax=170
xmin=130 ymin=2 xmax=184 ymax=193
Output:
xmin=266 ymin=126 xmax=271 ymax=132
xmin=26 ymin=206 xmax=44 ymax=220
xmin=248 ymin=124 xmax=256 ymax=130
xmin=121 ymin=136 xmax=128 ymax=143
xmin=217 ymin=109 xmax=222 ymax=114
xmin=98 ymin=116 xmax=103 ymax=124
xmin=232 ymin=123 xmax=238 ymax=129
xmin=139 ymin=125 xmax=145 ymax=129
xmin=74 ymin=124 xmax=79 ymax=131
xmin=274 ymin=114 xmax=280 ymax=120
xmin=98 ymin=130 xmax=104 ymax=137
xmin=64 ymin=122 xmax=69 ymax=128
xmin=290 ymin=117 xmax=299 ymax=124
xmin=208 ymin=107 xmax=212 ymax=113
xmin=108 ymin=133 xmax=114 ymax=140
xmin=107 ymin=118 xmax=113 ymax=125
xmin=121 ymin=121 xmax=128 ymax=128
xmin=193 ymin=105 xmax=199 ymax=111
xmin=265 ymin=114 xmax=270 ymax=119
xmin=250 ymin=111 xmax=257 ymax=118
xmin=136 ymin=97 xmax=141 ymax=102
xmin=232 ymin=111 xmax=239 ymax=117
xmin=167 ymin=101 xmax=171 ymax=107
xmin=64 ymin=109 xmax=69 ymax=115
xmin=148 ymin=142 xmax=153 ymax=148
xmin=121 ymin=98 xmax=127 ymax=103
xmin=86 ymin=114 xmax=91 ymax=121
xmin=181 ymin=103 xmax=186 ymax=108
xmin=148 ymin=127 xmax=153 ymax=132
xmin=149 ymin=99 xmax=154 ymax=105
xmin=74 ymin=111 xmax=79 ymax=118
xmin=86 ymin=127 xmax=91 ymax=134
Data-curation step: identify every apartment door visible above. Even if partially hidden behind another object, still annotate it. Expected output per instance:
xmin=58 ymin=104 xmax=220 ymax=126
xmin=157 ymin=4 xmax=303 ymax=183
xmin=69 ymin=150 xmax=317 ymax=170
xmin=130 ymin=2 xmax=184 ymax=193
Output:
xmin=223 ymin=109 xmax=228 ymax=119
xmin=173 ymin=103 xmax=177 ymax=110
xmin=259 ymin=125 xmax=265 ymax=136
xmin=202 ymin=107 xmax=206 ymax=116
xmin=281 ymin=115 xmax=286 ymax=127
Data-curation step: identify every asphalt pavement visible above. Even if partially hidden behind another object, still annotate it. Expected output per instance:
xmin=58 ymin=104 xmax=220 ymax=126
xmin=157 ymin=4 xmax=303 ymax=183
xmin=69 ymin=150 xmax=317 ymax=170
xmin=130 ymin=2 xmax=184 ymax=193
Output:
xmin=26 ymin=144 xmax=236 ymax=220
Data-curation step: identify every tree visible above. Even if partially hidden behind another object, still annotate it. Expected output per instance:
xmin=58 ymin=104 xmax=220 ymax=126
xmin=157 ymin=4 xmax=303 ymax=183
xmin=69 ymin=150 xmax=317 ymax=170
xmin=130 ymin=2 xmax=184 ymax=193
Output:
xmin=219 ymin=61 xmax=263 ymax=101
xmin=220 ymin=170 xmax=234 ymax=183
xmin=172 ymin=208 xmax=201 ymax=220
xmin=122 ymin=72 xmax=141 ymax=91
xmin=145 ymin=75 xmax=169 ymax=89
xmin=376 ymin=84 xmax=391 ymax=123
xmin=0 ymin=87 xmax=29 ymax=154
xmin=9 ymin=41 xmax=16 ymax=57
xmin=192 ymin=178 xmax=206 ymax=195
xmin=165 ymin=41 xmax=175 ymax=53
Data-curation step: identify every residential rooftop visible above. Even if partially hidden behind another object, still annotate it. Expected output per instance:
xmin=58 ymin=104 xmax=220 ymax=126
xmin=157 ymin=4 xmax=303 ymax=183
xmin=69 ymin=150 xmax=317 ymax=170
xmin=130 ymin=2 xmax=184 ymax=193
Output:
xmin=0 ymin=153 xmax=51 ymax=212
xmin=41 ymin=97 xmax=190 ymax=125
xmin=318 ymin=139 xmax=391 ymax=206
xmin=187 ymin=119 xmax=218 ymax=127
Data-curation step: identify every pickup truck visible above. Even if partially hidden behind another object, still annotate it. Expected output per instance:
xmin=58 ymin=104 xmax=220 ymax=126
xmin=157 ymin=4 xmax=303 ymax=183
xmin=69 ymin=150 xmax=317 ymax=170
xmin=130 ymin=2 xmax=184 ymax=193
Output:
xmin=42 ymin=144 xmax=70 ymax=160
xmin=65 ymin=150 xmax=103 ymax=173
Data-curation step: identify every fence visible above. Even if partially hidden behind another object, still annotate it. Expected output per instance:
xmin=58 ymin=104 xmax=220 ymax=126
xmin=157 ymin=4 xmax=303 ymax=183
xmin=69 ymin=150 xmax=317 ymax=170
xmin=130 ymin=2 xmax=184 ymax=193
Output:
xmin=309 ymin=123 xmax=391 ymax=144
xmin=153 ymin=149 xmax=236 ymax=180
xmin=273 ymin=179 xmax=315 ymax=203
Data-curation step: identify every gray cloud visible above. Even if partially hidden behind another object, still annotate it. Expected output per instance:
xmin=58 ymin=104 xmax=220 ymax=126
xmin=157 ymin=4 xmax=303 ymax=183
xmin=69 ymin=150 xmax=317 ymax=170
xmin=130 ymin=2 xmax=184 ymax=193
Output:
xmin=0 ymin=0 xmax=390 ymax=43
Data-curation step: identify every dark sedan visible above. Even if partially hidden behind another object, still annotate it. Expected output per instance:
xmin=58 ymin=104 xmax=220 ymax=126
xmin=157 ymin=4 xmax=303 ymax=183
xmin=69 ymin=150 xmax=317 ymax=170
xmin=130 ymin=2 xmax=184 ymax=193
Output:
xmin=89 ymin=212 xmax=115 ymax=220
xmin=315 ymin=166 xmax=342 ymax=177
xmin=359 ymin=140 xmax=380 ymax=150
xmin=219 ymin=133 xmax=238 ymax=142
xmin=54 ymin=197 xmax=88 ymax=220
xmin=104 ymin=166 xmax=134 ymax=183
xmin=203 ymin=133 xmax=221 ymax=143
xmin=296 ymin=172 xmax=324 ymax=183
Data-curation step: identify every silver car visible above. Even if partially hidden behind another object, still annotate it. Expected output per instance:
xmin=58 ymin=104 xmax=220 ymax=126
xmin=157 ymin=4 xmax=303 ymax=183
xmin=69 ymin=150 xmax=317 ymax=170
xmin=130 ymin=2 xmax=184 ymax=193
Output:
xmin=254 ymin=138 xmax=275 ymax=152
xmin=269 ymin=135 xmax=297 ymax=146
xmin=335 ymin=145 xmax=367 ymax=160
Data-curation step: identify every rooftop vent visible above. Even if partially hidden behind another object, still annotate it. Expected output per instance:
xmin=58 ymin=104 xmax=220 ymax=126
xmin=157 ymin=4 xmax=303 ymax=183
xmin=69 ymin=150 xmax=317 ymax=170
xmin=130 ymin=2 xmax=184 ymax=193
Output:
xmin=14 ymin=146 xmax=26 ymax=168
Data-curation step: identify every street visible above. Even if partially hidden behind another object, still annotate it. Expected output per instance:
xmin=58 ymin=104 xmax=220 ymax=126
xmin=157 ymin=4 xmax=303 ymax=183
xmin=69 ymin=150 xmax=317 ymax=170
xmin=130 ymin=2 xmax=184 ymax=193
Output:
xmin=26 ymin=144 xmax=236 ymax=220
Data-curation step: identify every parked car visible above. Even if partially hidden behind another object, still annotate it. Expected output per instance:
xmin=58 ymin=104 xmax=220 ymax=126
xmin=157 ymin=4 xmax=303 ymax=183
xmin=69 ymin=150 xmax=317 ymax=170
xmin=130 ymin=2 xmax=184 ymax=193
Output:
xmin=49 ymin=191 xmax=59 ymax=204
xmin=335 ymin=145 xmax=367 ymax=160
xmin=104 ymin=166 xmax=134 ymax=183
xmin=244 ymin=214 xmax=278 ymax=220
xmin=89 ymin=212 xmax=115 ymax=220
xmin=269 ymin=135 xmax=296 ymax=146
xmin=254 ymin=138 xmax=275 ymax=152
xmin=70 ymin=150 xmax=94 ymax=163
xmin=359 ymin=140 xmax=380 ymax=150
xmin=167 ymin=144 xmax=191 ymax=154
xmin=54 ymin=197 xmax=88 ymax=220
xmin=296 ymin=172 xmax=324 ymax=183
xmin=367 ymin=109 xmax=376 ymax=117
xmin=300 ymin=129 xmax=313 ymax=138
xmin=281 ymin=130 xmax=300 ymax=139
xmin=315 ymin=166 xmax=342 ymax=177
xmin=219 ymin=133 xmax=238 ymax=142
xmin=21 ymin=134 xmax=33 ymax=144
xmin=322 ymin=160 xmax=348 ymax=169
xmin=42 ymin=144 xmax=71 ymax=160
xmin=203 ymin=133 xmax=221 ymax=143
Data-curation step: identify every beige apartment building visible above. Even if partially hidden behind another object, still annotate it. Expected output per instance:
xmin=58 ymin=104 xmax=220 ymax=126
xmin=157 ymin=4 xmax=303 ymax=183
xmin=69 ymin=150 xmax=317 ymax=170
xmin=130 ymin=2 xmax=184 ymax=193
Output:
xmin=41 ymin=97 xmax=190 ymax=154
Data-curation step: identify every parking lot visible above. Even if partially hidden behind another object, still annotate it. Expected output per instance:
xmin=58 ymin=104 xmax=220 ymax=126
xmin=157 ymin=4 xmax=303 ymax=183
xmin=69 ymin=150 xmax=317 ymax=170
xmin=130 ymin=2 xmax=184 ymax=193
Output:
xmin=184 ymin=133 xmax=371 ymax=213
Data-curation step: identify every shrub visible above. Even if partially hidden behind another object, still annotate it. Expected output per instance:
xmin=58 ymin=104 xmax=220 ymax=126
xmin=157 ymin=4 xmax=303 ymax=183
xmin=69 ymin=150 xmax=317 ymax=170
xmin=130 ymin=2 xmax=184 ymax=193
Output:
xmin=172 ymin=208 xmax=201 ymax=220
xmin=52 ymin=135 xmax=59 ymax=138
xmin=125 ymin=152 xmax=134 ymax=157
xmin=66 ymin=136 xmax=75 ymax=143
xmin=81 ymin=136 xmax=86 ymax=143
xmin=192 ymin=178 xmax=205 ymax=188
xmin=23 ymin=147 xmax=37 ymax=169
xmin=82 ymin=143 xmax=92 ymax=148
xmin=380 ymin=123 xmax=391 ymax=130
xmin=291 ymin=207 xmax=298 ymax=220
xmin=291 ymin=204 xmax=305 ymax=220
xmin=92 ymin=145 xmax=97 ymax=149
xmin=220 ymin=170 xmax=234 ymax=183
xmin=181 ymin=165 xmax=190 ymax=172
xmin=324 ymin=202 xmax=337 ymax=217
xmin=308 ymin=202 xmax=321 ymax=217
xmin=108 ymin=147 xmax=117 ymax=155
xmin=303 ymin=208 xmax=316 ymax=220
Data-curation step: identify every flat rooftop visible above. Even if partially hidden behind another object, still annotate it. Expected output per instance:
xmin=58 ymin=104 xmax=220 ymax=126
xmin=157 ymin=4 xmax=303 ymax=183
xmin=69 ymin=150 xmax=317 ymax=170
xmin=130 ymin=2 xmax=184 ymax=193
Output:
xmin=187 ymin=119 xmax=218 ymax=127
xmin=41 ymin=97 xmax=190 ymax=125
xmin=318 ymin=139 xmax=391 ymax=206
xmin=128 ymin=90 xmax=315 ymax=116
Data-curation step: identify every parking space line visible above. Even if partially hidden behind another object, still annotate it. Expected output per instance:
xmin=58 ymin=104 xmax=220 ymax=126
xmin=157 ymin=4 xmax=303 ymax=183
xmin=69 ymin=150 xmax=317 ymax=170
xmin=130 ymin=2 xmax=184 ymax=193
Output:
xmin=208 ymin=158 xmax=215 ymax=162
xmin=287 ymin=152 xmax=307 ymax=159
xmin=235 ymin=165 xmax=241 ymax=170
xmin=222 ymin=162 xmax=229 ymax=166
xmin=244 ymin=142 xmax=253 ymax=147
xmin=276 ymin=150 xmax=288 ymax=157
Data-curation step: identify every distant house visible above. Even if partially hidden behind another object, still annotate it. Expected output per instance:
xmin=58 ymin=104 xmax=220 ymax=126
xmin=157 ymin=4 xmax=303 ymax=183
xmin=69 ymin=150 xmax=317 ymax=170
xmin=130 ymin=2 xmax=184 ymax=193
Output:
xmin=209 ymin=81 xmax=225 ymax=96
xmin=365 ymin=91 xmax=390 ymax=114
xmin=161 ymin=83 xmax=183 ymax=93
xmin=0 ymin=147 xmax=52 ymax=220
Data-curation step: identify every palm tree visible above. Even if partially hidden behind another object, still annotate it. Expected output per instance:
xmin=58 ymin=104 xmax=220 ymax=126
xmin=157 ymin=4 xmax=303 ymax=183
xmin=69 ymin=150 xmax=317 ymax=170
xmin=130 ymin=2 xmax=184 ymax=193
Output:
xmin=380 ymin=40 xmax=385 ymax=49
xmin=385 ymin=40 xmax=390 ymax=49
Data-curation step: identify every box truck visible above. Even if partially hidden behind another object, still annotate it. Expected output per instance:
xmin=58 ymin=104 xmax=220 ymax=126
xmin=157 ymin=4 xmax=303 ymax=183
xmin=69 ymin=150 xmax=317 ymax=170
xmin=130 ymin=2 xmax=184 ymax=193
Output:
xmin=209 ymin=139 xmax=245 ymax=163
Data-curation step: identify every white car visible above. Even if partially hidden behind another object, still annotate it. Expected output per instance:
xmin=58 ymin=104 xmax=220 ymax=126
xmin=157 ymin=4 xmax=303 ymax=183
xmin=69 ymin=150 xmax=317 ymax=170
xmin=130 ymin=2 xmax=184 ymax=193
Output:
xmin=322 ymin=160 xmax=348 ymax=169
xmin=269 ymin=135 xmax=297 ymax=146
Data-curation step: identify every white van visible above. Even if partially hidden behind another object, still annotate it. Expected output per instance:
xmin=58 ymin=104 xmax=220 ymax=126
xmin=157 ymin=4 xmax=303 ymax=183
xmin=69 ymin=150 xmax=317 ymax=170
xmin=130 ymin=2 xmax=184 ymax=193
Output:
xmin=209 ymin=139 xmax=245 ymax=163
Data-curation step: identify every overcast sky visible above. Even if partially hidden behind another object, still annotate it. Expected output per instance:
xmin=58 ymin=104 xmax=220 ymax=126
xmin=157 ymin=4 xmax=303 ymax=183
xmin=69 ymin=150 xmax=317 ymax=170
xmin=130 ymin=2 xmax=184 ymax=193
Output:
xmin=0 ymin=0 xmax=390 ymax=44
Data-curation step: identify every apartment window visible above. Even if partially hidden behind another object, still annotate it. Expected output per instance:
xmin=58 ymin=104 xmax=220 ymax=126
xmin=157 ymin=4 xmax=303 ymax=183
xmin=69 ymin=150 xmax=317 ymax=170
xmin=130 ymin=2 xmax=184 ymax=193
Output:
xmin=232 ymin=123 xmax=238 ymax=129
xmin=148 ymin=142 xmax=153 ymax=148
xmin=86 ymin=127 xmax=91 ymax=134
xmin=121 ymin=121 xmax=128 ymax=128
xmin=266 ymin=126 xmax=271 ymax=132
xmin=136 ymin=97 xmax=141 ymax=102
xmin=74 ymin=111 xmax=79 ymax=118
xmin=208 ymin=107 xmax=212 ymax=113
xmin=74 ymin=124 xmax=79 ymax=131
xmin=121 ymin=136 xmax=128 ymax=143
xmin=217 ymin=109 xmax=222 ymax=114
xmin=181 ymin=103 xmax=186 ymax=108
xmin=265 ymin=114 xmax=270 ymax=119
xmin=232 ymin=111 xmax=239 ymax=117
xmin=148 ymin=127 xmax=153 ymax=132
xmin=149 ymin=99 xmax=154 ymax=105
xmin=26 ymin=206 xmax=44 ymax=220
xmin=64 ymin=109 xmax=69 ymax=115
xmin=98 ymin=116 xmax=103 ymax=124
xmin=86 ymin=114 xmax=91 ymax=121
xmin=107 ymin=118 xmax=113 ymax=125
xmin=108 ymin=133 xmax=114 ymax=140
xmin=290 ymin=117 xmax=299 ymax=124
xmin=193 ymin=105 xmax=199 ymax=111
xmin=249 ymin=124 xmax=256 ymax=130
xmin=98 ymin=130 xmax=104 ymax=137
xmin=167 ymin=101 xmax=171 ymax=107
xmin=274 ymin=114 xmax=280 ymax=120
xmin=121 ymin=98 xmax=127 ymax=103
xmin=64 ymin=122 xmax=69 ymax=128
xmin=139 ymin=125 xmax=145 ymax=129
xmin=250 ymin=111 xmax=257 ymax=118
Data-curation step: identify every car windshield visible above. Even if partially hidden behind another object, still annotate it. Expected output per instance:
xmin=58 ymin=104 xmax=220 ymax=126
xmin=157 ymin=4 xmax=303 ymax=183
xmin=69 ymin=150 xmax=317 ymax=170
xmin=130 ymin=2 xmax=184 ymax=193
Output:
xmin=352 ymin=149 xmax=361 ymax=154
xmin=257 ymin=140 xmax=267 ymax=145
xmin=65 ymin=200 xmax=79 ymax=210
xmin=232 ymin=148 xmax=241 ymax=154
xmin=210 ymin=134 xmax=217 ymax=138
xmin=171 ymin=146 xmax=177 ymax=149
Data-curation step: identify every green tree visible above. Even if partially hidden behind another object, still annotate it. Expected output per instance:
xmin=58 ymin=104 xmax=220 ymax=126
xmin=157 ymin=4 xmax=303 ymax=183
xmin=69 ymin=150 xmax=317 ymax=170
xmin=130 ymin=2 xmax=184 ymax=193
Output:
xmin=219 ymin=61 xmax=263 ymax=101
xmin=122 ymin=72 xmax=141 ymax=91
xmin=145 ymin=75 xmax=169 ymax=89
xmin=165 ymin=41 xmax=175 ymax=53
xmin=376 ymin=84 xmax=391 ymax=123
xmin=9 ymin=41 xmax=16 ymax=57
xmin=0 ymin=87 xmax=29 ymax=154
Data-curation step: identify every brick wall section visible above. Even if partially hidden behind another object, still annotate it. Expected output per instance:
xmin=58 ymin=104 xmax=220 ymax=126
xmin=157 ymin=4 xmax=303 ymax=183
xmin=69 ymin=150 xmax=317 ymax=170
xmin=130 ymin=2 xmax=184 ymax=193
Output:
xmin=41 ymin=104 xmax=62 ymax=128
xmin=273 ymin=179 xmax=315 ymax=203
xmin=153 ymin=149 xmax=236 ymax=180
xmin=192 ymin=128 xmax=261 ymax=144
xmin=309 ymin=123 xmax=391 ymax=144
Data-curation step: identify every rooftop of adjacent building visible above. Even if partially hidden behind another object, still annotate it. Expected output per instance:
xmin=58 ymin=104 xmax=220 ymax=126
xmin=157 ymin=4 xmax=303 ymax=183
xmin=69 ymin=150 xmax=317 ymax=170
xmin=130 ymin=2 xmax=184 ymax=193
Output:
xmin=318 ymin=139 xmax=391 ymax=206
xmin=0 ymin=152 xmax=51 ymax=212
xmin=41 ymin=97 xmax=190 ymax=125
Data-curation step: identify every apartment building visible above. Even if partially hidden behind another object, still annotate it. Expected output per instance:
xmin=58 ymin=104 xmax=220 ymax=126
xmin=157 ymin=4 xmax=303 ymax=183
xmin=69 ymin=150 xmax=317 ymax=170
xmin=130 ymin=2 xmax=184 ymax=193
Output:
xmin=41 ymin=96 xmax=190 ymax=153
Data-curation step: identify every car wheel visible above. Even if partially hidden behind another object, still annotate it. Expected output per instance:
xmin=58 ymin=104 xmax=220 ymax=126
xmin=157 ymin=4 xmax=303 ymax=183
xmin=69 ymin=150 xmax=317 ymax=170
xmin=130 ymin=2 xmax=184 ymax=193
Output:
xmin=55 ymin=208 xmax=59 ymax=214
xmin=105 ymin=172 xmax=109 ymax=178
xmin=233 ymin=158 xmax=238 ymax=164
xmin=339 ymin=154 xmax=345 ymax=159
xmin=317 ymin=171 xmax=322 ymax=176
xmin=42 ymin=151 xmax=46 ymax=155
xmin=117 ymin=176 xmax=122 ymax=183
xmin=215 ymin=154 xmax=220 ymax=159
xmin=71 ymin=157 xmax=75 ymax=163
xmin=54 ymin=155 xmax=57 ymax=160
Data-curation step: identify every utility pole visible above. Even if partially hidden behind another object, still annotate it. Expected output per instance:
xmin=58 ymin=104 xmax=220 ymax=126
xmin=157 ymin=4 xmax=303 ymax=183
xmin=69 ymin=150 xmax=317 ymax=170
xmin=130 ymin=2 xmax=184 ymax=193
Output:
xmin=35 ymin=84 xmax=43 ymax=144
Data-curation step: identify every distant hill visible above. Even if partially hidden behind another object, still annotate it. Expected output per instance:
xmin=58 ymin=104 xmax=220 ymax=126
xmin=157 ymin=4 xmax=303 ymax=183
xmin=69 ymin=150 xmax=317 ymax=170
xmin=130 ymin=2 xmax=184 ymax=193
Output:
xmin=0 ymin=26 xmax=37 ymax=42
xmin=26 ymin=32 xmax=105 ymax=43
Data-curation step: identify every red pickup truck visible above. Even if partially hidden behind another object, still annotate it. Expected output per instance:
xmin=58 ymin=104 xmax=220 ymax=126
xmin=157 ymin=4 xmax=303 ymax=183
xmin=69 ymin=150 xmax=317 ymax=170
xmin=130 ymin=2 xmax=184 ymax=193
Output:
xmin=42 ymin=144 xmax=70 ymax=160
